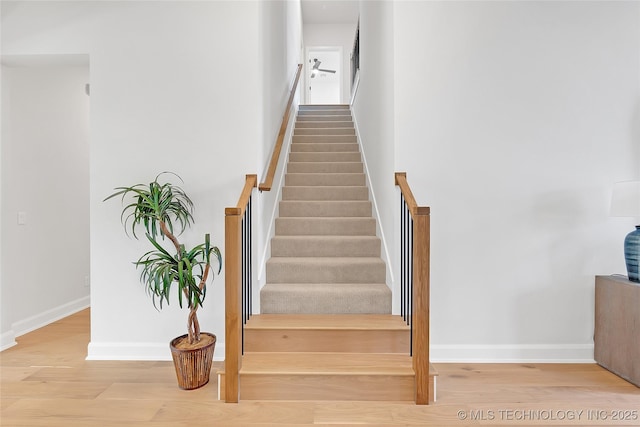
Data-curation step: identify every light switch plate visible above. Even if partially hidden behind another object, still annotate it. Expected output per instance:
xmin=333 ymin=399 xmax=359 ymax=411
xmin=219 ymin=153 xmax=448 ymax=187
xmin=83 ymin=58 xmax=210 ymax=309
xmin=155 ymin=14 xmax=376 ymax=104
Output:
xmin=17 ymin=211 xmax=27 ymax=225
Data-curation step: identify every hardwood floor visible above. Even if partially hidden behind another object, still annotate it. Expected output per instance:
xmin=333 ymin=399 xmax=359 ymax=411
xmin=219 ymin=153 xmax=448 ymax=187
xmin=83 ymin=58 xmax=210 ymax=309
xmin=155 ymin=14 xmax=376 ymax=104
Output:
xmin=1 ymin=309 xmax=639 ymax=426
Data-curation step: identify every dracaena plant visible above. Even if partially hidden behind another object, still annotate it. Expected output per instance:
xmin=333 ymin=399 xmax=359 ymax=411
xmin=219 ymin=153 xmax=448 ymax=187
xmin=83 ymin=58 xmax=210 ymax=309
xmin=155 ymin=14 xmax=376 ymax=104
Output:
xmin=105 ymin=172 xmax=221 ymax=344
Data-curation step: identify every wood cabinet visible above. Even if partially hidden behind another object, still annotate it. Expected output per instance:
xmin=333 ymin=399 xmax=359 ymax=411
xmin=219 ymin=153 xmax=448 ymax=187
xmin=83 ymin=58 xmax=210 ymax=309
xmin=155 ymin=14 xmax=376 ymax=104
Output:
xmin=594 ymin=275 xmax=640 ymax=387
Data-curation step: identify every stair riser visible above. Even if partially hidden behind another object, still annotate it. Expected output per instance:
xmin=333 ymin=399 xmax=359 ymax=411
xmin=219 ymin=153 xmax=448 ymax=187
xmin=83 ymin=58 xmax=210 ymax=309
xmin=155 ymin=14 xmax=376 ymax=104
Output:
xmin=218 ymin=368 xmax=436 ymax=403
xmin=299 ymin=104 xmax=350 ymax=111
xmin=244 ymin=329 xmax=409 ymax=353
xmin=289 ymin=152 xmax=361 ymax=162
xmin=266 ymin=261 xmax=386 ymax=284
xmin=285 ymin=173 xmax=365 ymax=186
xmin=282 ymin=186 xmax=368 ymax=200
xmin=295 ymin=121 xmax=353 ymax=128
xmin=297 ymin=115 xmax=352 ymax=122
xmin=275 ymin=218 xmax=376 ymax=236
xmin=291 ymin=143 xmax=359 ymax=153
xmin=260 ymin=284 xmax=392 ymax=314
xmin=279 ymin=201 xmax=371 ymax=217
xmin=293 ymin=135 xmax=357 ymax=143
xmin=287 ymin=163 xmax=363 ymax=174
xmin=271 ymin=237 xmax=380 ymax=257
xmin=236 ymin=374 xmax=414 ymax=401
xmin=294 ymin=128 xmax=355 ymax=136
xmin=298 ymin=110 xmax=351 ymax=116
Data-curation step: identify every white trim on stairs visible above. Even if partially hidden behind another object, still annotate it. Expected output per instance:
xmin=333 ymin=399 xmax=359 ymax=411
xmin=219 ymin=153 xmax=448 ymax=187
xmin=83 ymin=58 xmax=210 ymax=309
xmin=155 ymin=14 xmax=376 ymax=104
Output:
xmin=351 ymin=112 xmax=396 ymax=300
xmin=256 ymin=104 xmax=299 ymax=314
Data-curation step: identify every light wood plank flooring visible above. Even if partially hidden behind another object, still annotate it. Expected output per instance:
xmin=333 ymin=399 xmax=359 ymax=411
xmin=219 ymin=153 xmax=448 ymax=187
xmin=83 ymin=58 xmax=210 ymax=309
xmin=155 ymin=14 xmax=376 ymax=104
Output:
xmin=2 ymin=309 xmax=639 ymax=426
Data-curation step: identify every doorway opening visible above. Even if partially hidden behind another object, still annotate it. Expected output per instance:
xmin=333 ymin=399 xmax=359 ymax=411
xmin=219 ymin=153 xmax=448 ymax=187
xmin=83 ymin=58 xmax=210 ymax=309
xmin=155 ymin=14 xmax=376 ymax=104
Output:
xmin=306 ymin=47 xmax=342 ymax=105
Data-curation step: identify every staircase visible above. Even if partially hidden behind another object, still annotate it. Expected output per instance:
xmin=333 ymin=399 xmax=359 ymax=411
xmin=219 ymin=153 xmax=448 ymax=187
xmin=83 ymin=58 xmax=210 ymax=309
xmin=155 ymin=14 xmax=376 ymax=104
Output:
xmin=219 ymin=105 xmax=436 ymax=403
xmin=261 ymin=104 xmax=391 ymax=314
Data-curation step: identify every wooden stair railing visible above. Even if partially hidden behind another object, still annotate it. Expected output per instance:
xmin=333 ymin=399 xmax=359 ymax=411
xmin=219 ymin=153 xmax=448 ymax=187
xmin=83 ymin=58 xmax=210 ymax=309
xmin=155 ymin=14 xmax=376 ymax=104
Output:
xmin=224 ymin=174 xmax=257 ymax=403
xmin=395 ymin=172 xmax=431 ymax=404
xmin=259 ymin=63 xmax=303 ymax=192
xmin=224 ymin=64 xmax=303 ymax=403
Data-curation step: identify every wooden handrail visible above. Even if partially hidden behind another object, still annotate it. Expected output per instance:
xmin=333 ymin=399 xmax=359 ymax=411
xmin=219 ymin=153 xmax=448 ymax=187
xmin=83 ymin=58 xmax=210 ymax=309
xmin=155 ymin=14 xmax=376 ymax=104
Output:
xmin=395 ymin=172 xmax=430 ymax=217
xmin=259 ymin=64 xmax=303 ymax=192
xmin=395 ymin=172 xmax=431 ymax=405
xmin=224 ymin=174 xmax=257 ymax=403
xmin=225 ymin=174 xmax=257 ymax=217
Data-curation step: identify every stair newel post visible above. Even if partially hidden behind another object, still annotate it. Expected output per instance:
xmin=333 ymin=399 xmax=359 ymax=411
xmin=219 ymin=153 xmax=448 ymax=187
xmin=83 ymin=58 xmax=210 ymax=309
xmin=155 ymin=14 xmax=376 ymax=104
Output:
xmin=225 ymin=174 xmax=257 ymax=403
xmin=225 ymin=206 xmax=242 ymax=403
xmin=412 ymin=206 xmax=430 ymax=405
xmin=396 ymin=172 xmax=433 ymax=405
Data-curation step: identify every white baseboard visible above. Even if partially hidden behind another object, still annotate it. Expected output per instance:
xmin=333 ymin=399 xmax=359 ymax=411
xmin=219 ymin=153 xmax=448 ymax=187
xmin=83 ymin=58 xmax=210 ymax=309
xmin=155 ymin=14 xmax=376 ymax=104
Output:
xmin=2 ymin=296 xmax=89 ymax=352
xmin=12 ymin=296 xmax=90 ymax=338
xmin=1 ymin=331 xmax=17 ymax=351
xmin=87 ymin=341 xmax=225 ymax=362
xmin=86 ymin=342 xmax=591 ymax=363
xmin=431 ymin=343 xmax=595 ymax=363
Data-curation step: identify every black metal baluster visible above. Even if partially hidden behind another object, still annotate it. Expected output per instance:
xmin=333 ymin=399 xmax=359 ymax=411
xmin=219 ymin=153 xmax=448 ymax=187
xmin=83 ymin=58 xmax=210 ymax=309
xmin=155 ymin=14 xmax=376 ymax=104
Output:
xmin=405 ymin=200 xmax=410 ymax=327
xmin=248 ymin=195 xmax=252 ymax=320
xmin=399 ymin=190 xmax=415 ymax=355
xmin=241 ymin=209 xmax=245 ymax=355
xmin=400 ymin=193 xmax=405 ymax=321
xmin=240 ymin=192 xmax=254 ymax=356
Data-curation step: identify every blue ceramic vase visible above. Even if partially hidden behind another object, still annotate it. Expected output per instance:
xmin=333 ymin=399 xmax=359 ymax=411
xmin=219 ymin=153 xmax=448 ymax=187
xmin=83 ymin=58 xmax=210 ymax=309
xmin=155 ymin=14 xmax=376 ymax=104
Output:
xmin=624 ymin=225 xmax=640 ymax=282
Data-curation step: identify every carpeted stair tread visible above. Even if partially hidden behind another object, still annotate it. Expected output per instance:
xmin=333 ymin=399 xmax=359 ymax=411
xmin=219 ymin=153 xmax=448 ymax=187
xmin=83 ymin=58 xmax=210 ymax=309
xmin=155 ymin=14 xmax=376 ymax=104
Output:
xmin=275 ymin=217 xmax=377 ymax=236
xmin=295 ymin=121 xmax=353 ymax=129
xmin=279 ymin=200 xmax=372 ymax=217
xmin=260 ymin=283 xmax=392 ymax=314
xmin=298 ymin=109 xmax=352 ymax=117
xmin=285 ymin=173 xmax=365 ymax=186
xmin=289 ymin=152 xmax=361 ymax=162
xmin=286 ymin=162 xmax=363 ymax=174
xmin=282 ymin=185 xmax=368 ymax=200
xmin=293 ymin=135 xmax=357 ymax=143
xmin=266 ymin=257 xmax=386 ymax=284
xmin=299 ymin=104 xmax=350 ymax=110
xmin=291 ymin=142 xmax=359 ymax=152
xmin=297 ymin=115 xmax=352 ymax=122
xmin=294 ymin=128 xmax=355 ymax=136
xmin=271 ymin=235 xmax=381 ymax=257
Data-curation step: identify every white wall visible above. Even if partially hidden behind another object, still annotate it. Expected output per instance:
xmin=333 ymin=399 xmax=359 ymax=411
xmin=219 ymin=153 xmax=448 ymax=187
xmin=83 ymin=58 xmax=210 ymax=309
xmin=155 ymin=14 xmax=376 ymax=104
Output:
xmin=4 ymin=0 xmax=637 ymax=364
xmin=1 ymin=0 xmax=302 ymax=360
xmin=303 ymin=22 xmax=358 ymax=104
xmin=1 ymin=0 xmax=265 ymax=360
xmin=351 ymin=0 xmax=397 ymax=310
xmin=256 ymin=0 xmax=303 ymax=307
xmin=393 ymin=1 xmax=640 ymax=361
xmin=0 ymin=52 xmax=6 ymax=347
xmin=1 ymin=60 xmax=90 ymax=350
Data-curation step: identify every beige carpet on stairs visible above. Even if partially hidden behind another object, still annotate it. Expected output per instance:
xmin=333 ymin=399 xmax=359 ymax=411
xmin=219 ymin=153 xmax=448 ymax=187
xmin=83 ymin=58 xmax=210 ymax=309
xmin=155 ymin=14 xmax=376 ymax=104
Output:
xmin=260 ymin=105 xmax=391 ymax=314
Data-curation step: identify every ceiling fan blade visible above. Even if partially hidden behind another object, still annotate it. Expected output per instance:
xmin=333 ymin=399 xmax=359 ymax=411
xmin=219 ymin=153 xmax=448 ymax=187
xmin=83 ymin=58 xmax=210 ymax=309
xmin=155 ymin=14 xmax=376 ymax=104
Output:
xmin=318 ymin=68 xmax=336 ymax=73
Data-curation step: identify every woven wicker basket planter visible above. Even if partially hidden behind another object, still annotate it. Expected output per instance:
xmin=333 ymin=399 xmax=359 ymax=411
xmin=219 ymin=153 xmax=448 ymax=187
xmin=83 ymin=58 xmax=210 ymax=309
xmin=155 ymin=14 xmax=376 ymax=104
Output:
xmin=170 ymin=333 xmax=216 ymax=390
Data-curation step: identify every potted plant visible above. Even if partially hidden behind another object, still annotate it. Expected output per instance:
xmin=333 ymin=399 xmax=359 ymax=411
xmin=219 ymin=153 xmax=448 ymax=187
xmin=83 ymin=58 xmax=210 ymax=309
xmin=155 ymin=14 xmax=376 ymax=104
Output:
xmin=105 ymin=172 xmax=222 ymax=389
